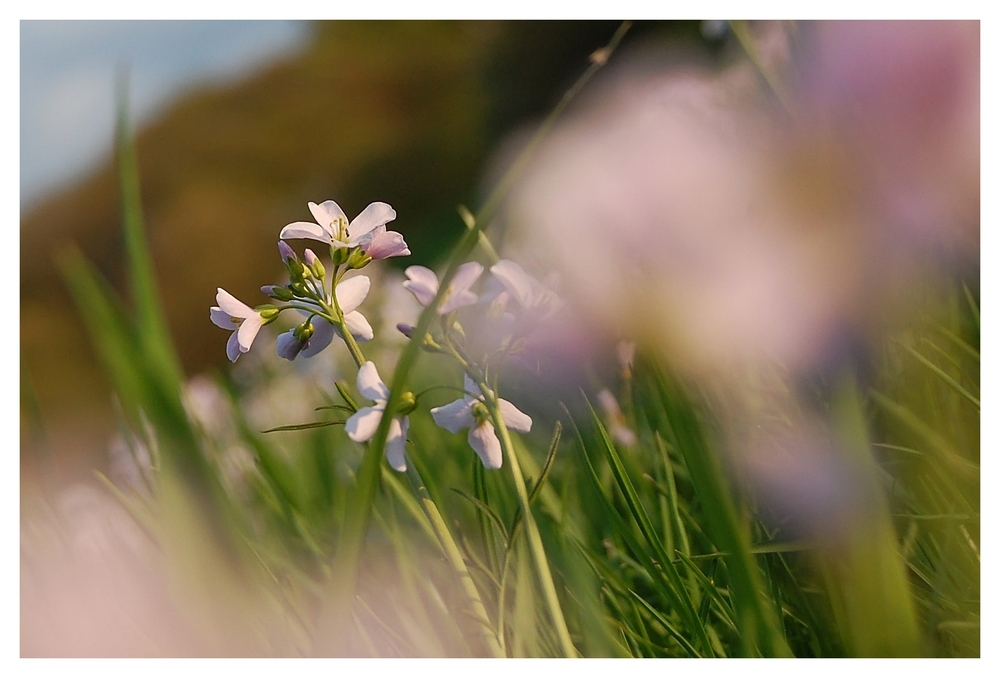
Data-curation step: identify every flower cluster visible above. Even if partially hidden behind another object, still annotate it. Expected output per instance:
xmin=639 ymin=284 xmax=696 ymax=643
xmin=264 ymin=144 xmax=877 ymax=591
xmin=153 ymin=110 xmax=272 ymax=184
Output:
xmin=211 ymin=200 xmax=407 ymax=364
xmin=211 ymin=198 xmax=556 ymax=472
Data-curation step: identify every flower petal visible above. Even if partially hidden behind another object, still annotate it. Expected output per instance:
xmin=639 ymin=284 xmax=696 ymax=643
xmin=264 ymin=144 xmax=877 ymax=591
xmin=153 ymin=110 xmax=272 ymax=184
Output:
xmin=403 ymin=266 xmax=439 ymax=307
xmin=335 ymin=275 xmax=371 ymax=314
xmin=349 ymin=201 xmax=396 ymax=240
xmin=356 ymin=361 xmax=390 ymax=402
xmin=308 ymin=200 xmax=347 ymax=229
xmin=385 ymin=416 xmax=409 ymax=472
xmin=363 ymin=229 xmax=410 ymax=259
xmin=346 ymin=405 xmax=384 ymax=443
xmin=299 ymin=318 xmax=336 ymax=358
xmin=431 ymin=398 xmax=474 ymax=434
xmin=210 ymin=306 xmax=239 ymax=330
xmin=439 ymin=289 xmax=479 ymax=315
xmin=236 ymin=313 xmax=264 ymax=352
xmin=279 ymin=221 xmax=332 ymax=244
xmin=498 ymin=398 xmax=532 ymax=433
xmin=451 ymin=261 xmax=485 ymax=295
xmin=276 ymin=330 xmax=303 ymax=361
xmin=343 ymin=311 xmax=374 ymax=342
xmin=226 ymin=331 xmax=242 ymax=363
xmin=215 ymin=288 xmax=253 ymax=319
xmin=490 ymin=259 xmax=537 ymax=309
xmin=468 ymin=421 xmax=503 ymax=469
xmin=463 ymin=374 xmax=482 ymax=399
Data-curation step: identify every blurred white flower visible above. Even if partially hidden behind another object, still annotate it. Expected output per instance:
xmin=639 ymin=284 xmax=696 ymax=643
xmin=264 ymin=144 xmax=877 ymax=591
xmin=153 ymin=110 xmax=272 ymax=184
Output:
xmin=210 ymin=288 xmax=266 ymax=362
xmin=403 ymin=261 xmax=483 ymax=315
xmin=345 ymin=361 xmax=409 ymax=472
xmin=430 ymin=374 xmax=531 ymax=469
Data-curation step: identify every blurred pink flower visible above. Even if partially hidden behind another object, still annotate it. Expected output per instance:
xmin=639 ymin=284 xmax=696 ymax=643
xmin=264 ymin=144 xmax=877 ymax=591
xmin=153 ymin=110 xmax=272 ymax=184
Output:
xmin=403 ymin=261 xmax=483 ymax=314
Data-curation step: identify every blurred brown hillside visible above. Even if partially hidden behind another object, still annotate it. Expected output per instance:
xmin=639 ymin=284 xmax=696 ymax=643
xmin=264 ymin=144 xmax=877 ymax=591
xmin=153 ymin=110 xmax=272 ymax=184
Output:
xmin=21 ymin=20 xmax=713 ymax=472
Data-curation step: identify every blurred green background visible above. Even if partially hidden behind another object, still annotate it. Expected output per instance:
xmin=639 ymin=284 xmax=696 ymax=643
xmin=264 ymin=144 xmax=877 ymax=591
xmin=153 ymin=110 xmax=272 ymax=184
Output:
xmin=20 ymin=21 xmax=719 ymax=478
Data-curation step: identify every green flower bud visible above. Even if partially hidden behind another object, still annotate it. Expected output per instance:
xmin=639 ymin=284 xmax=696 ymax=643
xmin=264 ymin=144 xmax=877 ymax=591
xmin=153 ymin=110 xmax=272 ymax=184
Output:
xmin=398 ymin=391 xmax=418 ymax=416
xmin=311 ymin=258 xmax=326 ymax=280
xmin=294 ymin=321 xmax=315 ymax=341
xmin=271 ymin=286 xmax=294 ymax=302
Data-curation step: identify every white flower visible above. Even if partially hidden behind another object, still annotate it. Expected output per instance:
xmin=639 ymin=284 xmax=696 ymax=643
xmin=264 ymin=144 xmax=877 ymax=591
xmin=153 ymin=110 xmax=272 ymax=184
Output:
xmin=345 ymin=362 xmax=409 ymax=472
xmin=402 ymin=261 xmax=483 ymax=315
xmin=279 ymin=200 xmax=408 ymax=257
xmin=210 ymin=288 xmax=266 ymax=362
xmin=275 ymin=275 xmax=374 ymax=360
xmin=430 ymin=374 xmax=532 ymax=469
xmin=489 ymin=259 xmax=562 ymax=317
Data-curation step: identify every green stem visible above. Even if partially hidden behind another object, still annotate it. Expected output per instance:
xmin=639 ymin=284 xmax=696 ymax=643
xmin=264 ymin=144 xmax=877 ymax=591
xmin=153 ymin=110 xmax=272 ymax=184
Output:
xmin=328 ymin=269 xmax=366 ymax=369
xmin=404 ymin=463 xmax=506 ymax=657
xmin=474 ymin=376 xmax=576 ymax=657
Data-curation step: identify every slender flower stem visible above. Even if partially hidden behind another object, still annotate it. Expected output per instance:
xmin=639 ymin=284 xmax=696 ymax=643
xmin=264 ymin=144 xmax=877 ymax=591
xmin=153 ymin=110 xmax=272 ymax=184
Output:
xmin=474 ymin=375 xmax=577 ymax=658
xmin=327 ymin=266 xmax=367 ymax=369
xmin=404 ymin=462 xmax=506 ymax=657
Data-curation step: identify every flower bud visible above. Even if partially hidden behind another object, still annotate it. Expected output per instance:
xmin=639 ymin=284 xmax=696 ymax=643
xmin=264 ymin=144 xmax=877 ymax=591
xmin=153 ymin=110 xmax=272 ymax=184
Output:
xmin=294 ymin=321 xmax=315 ymax=341
xmin=305 ymin=249 xmax=326 ymax=279
xmin=278 ymin=241 xmax=297 ymax=264
xmin=398 ymin=391 xmax=418 ymax=416
xmin=396 ymin=322 xmax=415 ymax=338
xmin=262 ymin=285 xmax=294 ymax=301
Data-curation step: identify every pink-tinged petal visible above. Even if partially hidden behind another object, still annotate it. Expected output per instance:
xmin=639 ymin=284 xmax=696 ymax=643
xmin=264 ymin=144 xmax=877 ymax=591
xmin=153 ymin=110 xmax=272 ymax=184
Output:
xmin=346 ymin=405 xmax=384 ymax=443
xmin=304 ymin=249 xmax=319 ymax=266
xmin=385 ymin=417 xmax=409 ymax=472
xmin=343 ymin=311 xmax=374 ymax=342
xmin=469 ymin=421 xmax=503 ymax=469
xmin=279 ymin=221 xmax=332 ymax=244
xmin=276 ymin=331 xmax=303 ymax=360
xmin=451 ymin=261 xmax=485 ymax=295
xmin=335 ymin=275 xmax=372 ymax=314
xmin=215 ymin=288 xmax=253 ymax=319
xmin=356 ymin=361 xmax=390 ymax=402
xmin=490 ymin=259 xmax=536 ymax=309
xmin=431 ymin=398 xmax=474 ymax=434
xmin=498 ymin=398 xmax=532 ymax=433
xmin=210 ymin=306 xmax=239 ymax=330
xmin=226 ymin=331 xmax=242 ymax=363
xmin=403 ymin=266 xmax=439 ymax=307
xmin=439 ymin=289 xmax=478 ymax=315
xmin=278 ymin=241 xmax=297 ymax=263
xmin=300 ymin=318 xmax=336 ymax=358
xmin=308 ymin=200 xmax=347 ymax=229
xmin=363 ymin=230 xmax=410 ymax=259
xmin=349 ymin=201 xmax=396 ymax=240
